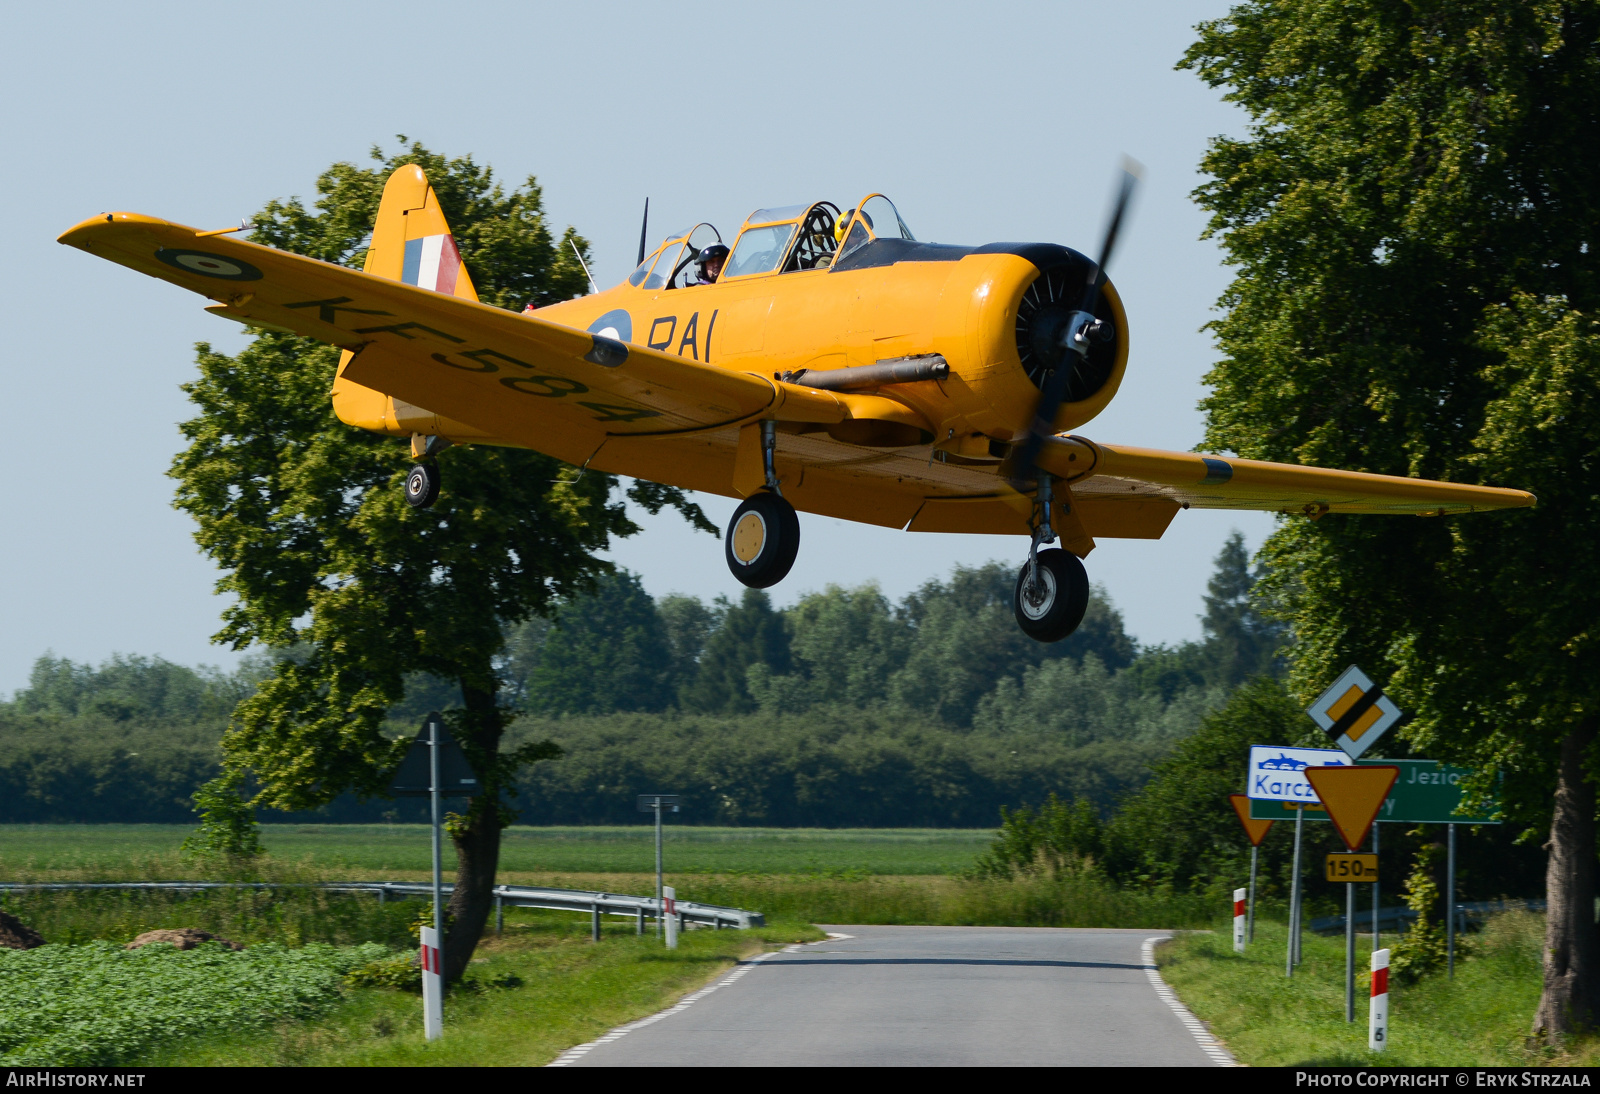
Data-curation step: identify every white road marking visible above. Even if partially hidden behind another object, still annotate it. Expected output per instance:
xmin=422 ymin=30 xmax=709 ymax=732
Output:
xmin=1142 ymin=936 xmax=1238 ymax=1067
xmin=547 ymin=943 xmax=805 ymax=1067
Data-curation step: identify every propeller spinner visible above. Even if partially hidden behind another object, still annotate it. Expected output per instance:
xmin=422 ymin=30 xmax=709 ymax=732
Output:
xmin=1007 ymin=162 xmax=1141 ymax=487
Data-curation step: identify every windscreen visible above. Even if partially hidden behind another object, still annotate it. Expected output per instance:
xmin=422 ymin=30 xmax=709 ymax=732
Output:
xmin=724 ymin=222 xmax=798 ymax=279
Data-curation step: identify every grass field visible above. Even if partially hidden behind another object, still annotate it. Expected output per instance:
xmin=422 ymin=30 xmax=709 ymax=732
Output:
xmin=0 ymin=824 xmax=991 ymax=877
xmin=143 ymin=909 xmax=824 ymax=1067
xmin=1159 ymin=910 xmax=1598 ymax=1066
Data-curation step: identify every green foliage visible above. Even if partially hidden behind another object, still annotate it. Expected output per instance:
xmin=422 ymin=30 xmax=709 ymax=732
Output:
xmin=1103 ymin=677 xmax=1305 ymax=887
xmin=0 ymin=876 xmax=419 ymax=950
xmin=345 ymin=952 xmax=421 ymax=993
xmin=1181 ymin=1 xmax=1600 ymax=835
xmin=167 ymin=139 xmax=716 ymax=843
xmin=973 ymin=678 xmax=1302 ymax=889
xmin=182 ymin=770 xmax=261 ymax=861
xmin=1390 ymin=837 xmax=1452 ymax=984
xmin=526 ymin=570 xmax=674 ymax=714
xmin=1161 ymin=910 xmax=1575 ymax=1066
xmin=0 ymin=940 xmax=390 ymax=1065
xmin=682 ymin=589 xmax=791 ymax=714
xmin=971 ymin=794 xmax=1105 ymax=878
xmin=513 ymin=702 xmax=1186 ymax=826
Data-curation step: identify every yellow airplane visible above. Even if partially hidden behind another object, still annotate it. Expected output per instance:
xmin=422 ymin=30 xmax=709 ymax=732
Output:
xmin=59 ymin=164 xmax=1533 ymax=643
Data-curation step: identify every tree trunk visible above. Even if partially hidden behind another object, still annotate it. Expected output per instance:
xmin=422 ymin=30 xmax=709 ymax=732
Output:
xmin=1533 ymin=719 xmax=1599 ymax=1044
xmin=441 ymin=676 xmax=507 ymax=983
xmin=444 ymin=806 xmax=502 ymax=982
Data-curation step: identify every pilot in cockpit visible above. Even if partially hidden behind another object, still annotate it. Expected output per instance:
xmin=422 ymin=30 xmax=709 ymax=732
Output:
xmin=693 ymin=244 xmax=729 ymax=285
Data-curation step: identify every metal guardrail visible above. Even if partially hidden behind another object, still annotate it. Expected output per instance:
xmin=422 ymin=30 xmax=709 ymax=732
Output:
xmin=0 ymin=881 xmax=765 ymax=931
xmin=1309 ymin=899 xmax=1544 ymax=936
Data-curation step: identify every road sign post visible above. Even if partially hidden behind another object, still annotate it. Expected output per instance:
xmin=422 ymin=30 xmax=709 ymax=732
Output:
xmin=1233 ymin=888 xmax=1246 ymax=953
xmin=1305 ymin=764 xmax=1398 ymax=1026
xmin=390 ymin=712 xmax=479 ymax=1037
xmin=663 ymin=885 xmax=679 ymax=950
xmin=1228 ymin=794 xmax=1273 ymax=944
xmin=1287 ymin=806 xmax=1304 ymax=976
xmin=1372 ymin=822 xmax=1381 ymax=952
xmin=637 ymin=794 xmax=681 ymax=942
xmin=1447 ymin=823 xmax=1457 ymax=978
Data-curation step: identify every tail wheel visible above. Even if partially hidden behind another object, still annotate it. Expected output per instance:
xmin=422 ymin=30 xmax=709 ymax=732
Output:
xmin=725 ymin=491 xmax=800 ymax=588
xmin=1013 ymin=548 xmax=1089 ymax=642
xmin=405 ymin=463 xmax=441 ymax=509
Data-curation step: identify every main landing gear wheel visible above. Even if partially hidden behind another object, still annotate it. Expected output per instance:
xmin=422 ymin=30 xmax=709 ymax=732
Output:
xmin=1013 ymin=548 xmax=1089 ymax=643
xmin=405 ymin=463 xmax=441 ymax=509
xmin=725 ymin=491 xmax=800 ymax=589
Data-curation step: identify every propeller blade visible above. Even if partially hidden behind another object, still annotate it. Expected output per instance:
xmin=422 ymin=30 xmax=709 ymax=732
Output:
xmin=636 ymin=197 xmax=650 ymax=267
xmin=1008 ymin=161 xmax=1141 ymax=488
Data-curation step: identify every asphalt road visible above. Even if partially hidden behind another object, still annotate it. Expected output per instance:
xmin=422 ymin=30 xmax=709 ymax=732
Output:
xmin=562 ymin=925 xmax=1227 ymax=1067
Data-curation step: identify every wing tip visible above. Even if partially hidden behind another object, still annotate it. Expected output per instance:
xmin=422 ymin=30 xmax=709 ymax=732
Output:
xmin=57 ymin=211 xmax=177 ymax=247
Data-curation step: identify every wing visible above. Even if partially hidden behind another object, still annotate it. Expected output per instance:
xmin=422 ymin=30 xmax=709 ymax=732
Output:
xmin=1037 ymin=435 xmax=1534 ymax=516
xmin=57 ymin=212 xmax=879 ymax=466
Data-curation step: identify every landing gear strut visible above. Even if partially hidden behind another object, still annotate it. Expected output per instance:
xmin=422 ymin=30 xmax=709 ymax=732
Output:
xmin=725 ymin=421 xmax=800 ymax=588
xmin=1012 ymin=473 xmax=1088 ymax=642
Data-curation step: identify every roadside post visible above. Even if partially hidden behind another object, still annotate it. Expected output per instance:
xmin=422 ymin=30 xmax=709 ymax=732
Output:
xmin=1227 ymin=793 xmax=1273 ymax=943
xmin=420 ymin=925 xmax=443 ymax=1040
xmin=390 ymin=712 xmax=481 ymax=1039
xmin=1448 ymin=822 xmax=1457 ymax=977
xmin=663 ymin=885 xmax=679 ymax=949
xmin=1372 ymin=822 xmax=1381 ymax=952
xmin=1370 ymin=947 xmax=1390 ymax=1052
xmin=1288 ymin=806 xmax=1304 ymax=974
xmin=637 ymin=794 xmax=681 ymax=942
xmin=1233 ymin=888 xmax=1246 ymax=953
xmin=1305 ymin=764 xmax=1398 ymax=1023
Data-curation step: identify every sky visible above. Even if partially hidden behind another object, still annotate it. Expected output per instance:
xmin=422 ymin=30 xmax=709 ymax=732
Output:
xmin=0 ymin=0 xmax=1272 ymax=693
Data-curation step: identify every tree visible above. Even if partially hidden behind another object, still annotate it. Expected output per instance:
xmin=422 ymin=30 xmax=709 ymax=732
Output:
xmin=526 ymin=570 xmax=674 ymax=714
xmin=1199 ymin=531 xmax=1285 ymax=688
xmin=1183 ymin=3 xmax=1600 ymax=1039
xmin=680 ymin=590 xmax=791 ymax=713
xmin=171 ymin=139 xmax=711 ymax=980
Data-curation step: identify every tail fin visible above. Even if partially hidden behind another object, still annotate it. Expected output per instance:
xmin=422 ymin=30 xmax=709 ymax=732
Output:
xmin=362 ymin=164 xmax=480 ymax=301
xmin=332 ymin=165 xmax=486 ymax=439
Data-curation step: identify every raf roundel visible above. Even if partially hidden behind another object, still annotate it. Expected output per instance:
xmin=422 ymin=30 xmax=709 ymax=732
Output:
xmin=154 ymin=248 xmax=263 ymax=281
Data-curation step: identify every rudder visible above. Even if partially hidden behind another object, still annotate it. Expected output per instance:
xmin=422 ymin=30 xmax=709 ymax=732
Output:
xmin=332 ymin=165 xmax=486 ymax=441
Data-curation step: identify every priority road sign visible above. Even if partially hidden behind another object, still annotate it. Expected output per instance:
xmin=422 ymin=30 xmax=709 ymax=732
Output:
xmin=1305 ymin=765 xmax=1399 ymax=851
xmin=1310 ymin=666 xmax=1402 ymax=760
xmin=1325 ymin=853 xmax=1379 ymax=883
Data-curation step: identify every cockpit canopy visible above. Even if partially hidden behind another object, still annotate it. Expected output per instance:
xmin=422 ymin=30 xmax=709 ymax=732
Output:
xmin=624 ymin=195 xmax=914 ymax=289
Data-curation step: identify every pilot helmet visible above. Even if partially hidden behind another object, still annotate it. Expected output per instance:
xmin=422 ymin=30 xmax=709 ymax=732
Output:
xmin=834 ymin=210 xmax=855 ymax=245
xmin=697 ymin=243 xmax=730 ymax=276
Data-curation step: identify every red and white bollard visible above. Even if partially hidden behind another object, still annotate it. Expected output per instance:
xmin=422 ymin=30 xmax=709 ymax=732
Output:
xmin=664 ymin=885 xmax=680 ymax=950
xmin=1369 ymin=947 xmax=1389 ymax=1052
xmin=420 ymin=925 xmax=443 ymax=1040
xmin=1233 ymin=888 xmax=1247 ymax=953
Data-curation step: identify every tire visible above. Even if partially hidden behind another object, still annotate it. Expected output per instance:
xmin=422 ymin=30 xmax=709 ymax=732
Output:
xmin=725 ymin=491 xmax=800 ymax=589
xmin=405 ymin=463 xmax=441 ymax=509
xmin=1013 ymin=548 xmax=1089 ymax=642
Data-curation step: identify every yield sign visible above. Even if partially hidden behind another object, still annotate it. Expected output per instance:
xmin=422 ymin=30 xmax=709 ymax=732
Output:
xmin=1229 ymin=793 xmax=1274 ymax=847
xmin=1304 ymin=765 xmax=1399 ymax=851
xmin=1309 ymin=665 xmax=1402 ymax=760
